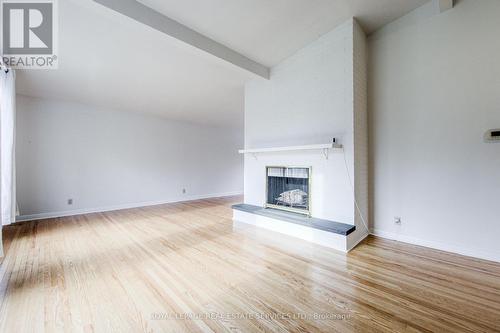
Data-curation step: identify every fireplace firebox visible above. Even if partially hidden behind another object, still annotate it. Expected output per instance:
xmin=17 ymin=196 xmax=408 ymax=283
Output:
xmin=265 ymin=166 xmax=311 ymax=216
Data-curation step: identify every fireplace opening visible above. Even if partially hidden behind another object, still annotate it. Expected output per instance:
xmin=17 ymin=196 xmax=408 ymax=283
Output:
xmin=266 ymin=166 xmax=311 ymax=216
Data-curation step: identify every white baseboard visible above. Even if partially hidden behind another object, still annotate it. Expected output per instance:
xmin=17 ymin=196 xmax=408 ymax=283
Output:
xmin=15 ymin=191 xmax=243 ymax=223
xmin=17 ymin=199 xmax=498 ymax=263
xmin=371 ymin=229 xmax=500 ymax=263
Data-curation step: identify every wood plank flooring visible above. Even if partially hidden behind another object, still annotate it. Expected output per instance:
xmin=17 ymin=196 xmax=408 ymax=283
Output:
xmin=1 ymin=196 xmax=499 ymax=332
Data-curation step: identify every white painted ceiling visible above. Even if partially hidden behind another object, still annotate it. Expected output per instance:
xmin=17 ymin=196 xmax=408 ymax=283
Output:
xmin=138 ymin=0 xmax=430 ymax=67
xmin=17 ymin=0 xmax=429 ymax=127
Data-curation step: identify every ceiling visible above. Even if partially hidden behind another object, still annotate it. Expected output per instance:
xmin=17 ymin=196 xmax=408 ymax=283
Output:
xmin=17 ymin=0 xmax=430 ymax=127
xmin=138 ymin=0 xmax=430 ymax=67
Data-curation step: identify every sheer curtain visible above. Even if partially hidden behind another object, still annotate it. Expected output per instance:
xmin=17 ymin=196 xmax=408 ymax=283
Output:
xmin=0 ymin=69 xmax=16 ymax=257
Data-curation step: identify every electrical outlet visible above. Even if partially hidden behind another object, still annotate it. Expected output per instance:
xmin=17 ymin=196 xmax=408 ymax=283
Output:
xmin=182 ymin=188 xmax=186 ymax=194
xmin=394 ymin=217 xmax=402 ymax=225
xmin=67 ymin=199 xmax=73 ymax=205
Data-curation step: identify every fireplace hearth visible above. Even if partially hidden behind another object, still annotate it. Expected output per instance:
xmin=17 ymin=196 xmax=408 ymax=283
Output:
xmin=266 ymin=166 xmax=311 ymax=216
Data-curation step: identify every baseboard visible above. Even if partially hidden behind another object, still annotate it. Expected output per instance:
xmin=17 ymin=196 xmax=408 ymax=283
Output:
xmin=17 ymin=200 xmax=498 ymax=263
xmin=371 ymin=229 xmax=500 ymax=263
xmin=15 ymin=191 xmax=243 ymax=223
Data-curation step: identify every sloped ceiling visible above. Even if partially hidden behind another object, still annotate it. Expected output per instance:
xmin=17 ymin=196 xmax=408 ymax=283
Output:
xmin=16 ymin=0 xmax=429 ymax=127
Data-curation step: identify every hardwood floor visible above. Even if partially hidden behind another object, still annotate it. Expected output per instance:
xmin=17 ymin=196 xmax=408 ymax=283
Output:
xmin=1 ymin=196 xmax=499 ymax=332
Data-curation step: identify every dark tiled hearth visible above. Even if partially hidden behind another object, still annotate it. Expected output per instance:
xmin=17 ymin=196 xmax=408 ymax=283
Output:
xmin=232 ymin=204 xmax=355 ymax=236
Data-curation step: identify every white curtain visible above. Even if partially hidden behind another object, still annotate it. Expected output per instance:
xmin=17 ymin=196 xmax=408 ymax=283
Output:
xmin=0 ymin=69 xmax=16 ymax=226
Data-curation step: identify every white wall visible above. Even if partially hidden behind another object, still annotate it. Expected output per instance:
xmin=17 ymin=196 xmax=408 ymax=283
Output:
xmin=16 ymin=95 xmax=243 ymax=221
xmin=369 ymin=0 xmax=500 ymax=261
xmin=245 ymin=19 xmax=354 ymax=149
xmin=244 ymin=19 xmax=369 ymax=249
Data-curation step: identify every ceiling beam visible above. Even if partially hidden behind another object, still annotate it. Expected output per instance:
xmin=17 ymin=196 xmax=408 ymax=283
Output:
xmin=437 ymin=0 xmax=454 ymax=13
xmin=93 ymin=0 xmax=270 ymax=79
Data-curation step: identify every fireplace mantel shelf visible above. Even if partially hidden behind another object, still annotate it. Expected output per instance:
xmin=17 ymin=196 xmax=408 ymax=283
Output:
xmin=238 ymin=143 xmax=343 ymax=159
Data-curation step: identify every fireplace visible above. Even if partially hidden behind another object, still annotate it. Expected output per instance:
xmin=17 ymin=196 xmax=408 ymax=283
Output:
xmin=265 ymin=166 xmax=311 ymax=216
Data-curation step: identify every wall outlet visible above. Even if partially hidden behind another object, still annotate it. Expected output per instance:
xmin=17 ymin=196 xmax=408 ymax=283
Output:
xmin=67 ymin=199 xmax=73 ymax=205
xmin=394 ymin=217 xmax=402 ymax=225
xmin=485 ymin=129 xmax=500 ymax=142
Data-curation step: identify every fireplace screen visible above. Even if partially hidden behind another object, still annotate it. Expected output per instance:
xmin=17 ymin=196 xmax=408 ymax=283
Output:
xmin=266 ymin=167 xmax=311 ymax=215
